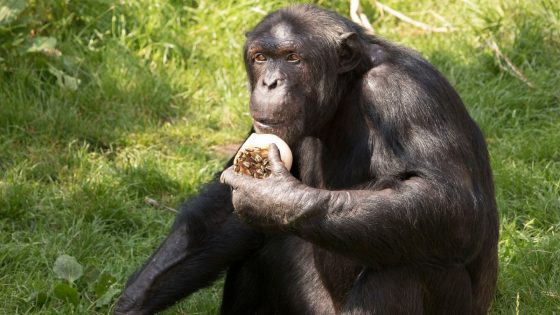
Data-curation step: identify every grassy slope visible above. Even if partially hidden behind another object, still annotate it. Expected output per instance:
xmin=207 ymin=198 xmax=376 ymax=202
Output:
xmin=0 ymin=0 xmax=558 ymax=314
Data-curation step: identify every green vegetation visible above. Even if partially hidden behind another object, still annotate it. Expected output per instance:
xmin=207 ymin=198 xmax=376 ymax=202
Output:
xmin=1 ymin=0 xmax=558 ymax=314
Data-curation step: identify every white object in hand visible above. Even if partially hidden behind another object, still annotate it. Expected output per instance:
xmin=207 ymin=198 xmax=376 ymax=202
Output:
xmin=237 ymin=133 xmax=293 ymax=171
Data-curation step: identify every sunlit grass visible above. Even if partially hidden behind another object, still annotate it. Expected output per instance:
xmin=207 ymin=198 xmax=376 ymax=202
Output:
xmin=0 ymin=0 xmax=559 ymax=314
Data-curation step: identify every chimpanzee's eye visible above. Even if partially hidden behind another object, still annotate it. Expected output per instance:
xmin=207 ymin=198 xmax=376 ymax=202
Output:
xmin=254 ymin=53 xmax=267 ymax=63
xmin=286 ymin=53 xmax=301 ymax=63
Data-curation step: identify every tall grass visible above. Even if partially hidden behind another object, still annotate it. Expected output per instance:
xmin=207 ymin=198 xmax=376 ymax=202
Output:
xmin=0 ymin=0 xmax=558 ymax=314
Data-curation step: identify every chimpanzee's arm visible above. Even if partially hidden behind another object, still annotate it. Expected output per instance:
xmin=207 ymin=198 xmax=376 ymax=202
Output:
xmin=221 ymin=150 xmax=481 ymax=268
xmin=114 ymin=180 xmax=262 ymax=315
xmin=290 ymin=177 xmax=480 ymax=267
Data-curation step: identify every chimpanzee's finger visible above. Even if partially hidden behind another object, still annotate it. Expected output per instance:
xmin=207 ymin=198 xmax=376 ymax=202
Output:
xmin=267 ymin=143 xmax=288 ymax=174
xmin=220 ymin=166 xmax=241 ymax=188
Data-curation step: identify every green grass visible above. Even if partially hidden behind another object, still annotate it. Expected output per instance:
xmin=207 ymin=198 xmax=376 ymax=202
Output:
xmin=1 ymin=0 xmax=559 ymax=314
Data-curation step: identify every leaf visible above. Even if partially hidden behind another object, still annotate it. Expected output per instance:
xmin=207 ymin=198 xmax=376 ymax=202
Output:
xmin=93 ymin=272 xmax=117 ymax=298
xmin=53 ymin=283 xmax=80 ymax=306
xmin=0 ymin=0 xmax=25 ymax=25
xmin=27 ymin=37 xmax=58 ymax=53
xmin=82 ymin=266 xmax=101 ymax=287
xmin=95 ymin=287 xmax=120 ymax=308
xmin=53 ymin=255 xmax=83 ymax=283
xmin=27 ymin=291 xmax=49 ymax=306
xmin=48 ymin=66 xmax=81 ymax=91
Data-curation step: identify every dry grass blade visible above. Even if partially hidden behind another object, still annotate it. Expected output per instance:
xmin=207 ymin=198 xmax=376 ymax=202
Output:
xmin=145 ymin=197 xmax=178 ymax=213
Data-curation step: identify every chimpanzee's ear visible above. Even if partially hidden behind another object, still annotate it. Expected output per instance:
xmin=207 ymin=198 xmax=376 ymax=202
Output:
xmin=338 ymin=32 xmax=363 ymax=73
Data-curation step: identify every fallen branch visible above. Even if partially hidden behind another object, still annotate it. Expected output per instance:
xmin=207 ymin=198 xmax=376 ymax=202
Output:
xmin=350 ymin=0 xmax=374 ymax=32
xmin=485 ymin=38 xmax=535 ymax=88
xmin=145 ymin=197 xmax=178 ymax=214
xmin=375 ymin=2 xmax=455 ymax=33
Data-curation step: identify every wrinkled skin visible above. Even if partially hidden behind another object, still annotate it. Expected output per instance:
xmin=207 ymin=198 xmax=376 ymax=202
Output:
xmin=115 ymin=5 xmax=498 ymax=315
xmin=221 ymin=144 xmax=325 ymax=230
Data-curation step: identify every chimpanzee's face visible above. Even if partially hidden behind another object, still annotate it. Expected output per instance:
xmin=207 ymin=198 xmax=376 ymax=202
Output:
xmin=244 ymin=22 xmax=339 ymax=148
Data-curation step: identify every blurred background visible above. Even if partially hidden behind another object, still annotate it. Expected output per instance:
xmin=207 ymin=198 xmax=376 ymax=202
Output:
xmin=0 ymin=0 xmax=558 ymax=314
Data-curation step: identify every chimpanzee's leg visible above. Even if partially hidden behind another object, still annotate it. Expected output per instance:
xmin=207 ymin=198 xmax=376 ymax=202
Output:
xmin=219 ymin=260 xmax=264 ymax=315
xmin=340 ymin=267 xmax=424 ymax=315
xmin=341 ymin=266 xmax=473 ymax=315
xmin=114 ymin=181 xmax=263 ymax=315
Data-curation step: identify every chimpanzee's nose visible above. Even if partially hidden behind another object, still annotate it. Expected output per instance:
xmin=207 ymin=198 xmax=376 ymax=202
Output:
xmin=263 ymin=77 xmax=279 ymax=89
xmin=262 ymin=70 xmax=284 ymax=89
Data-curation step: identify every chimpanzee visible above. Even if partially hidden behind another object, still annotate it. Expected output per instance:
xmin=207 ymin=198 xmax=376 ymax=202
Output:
xmin=114 ymin=4 xmax=498 ymax=315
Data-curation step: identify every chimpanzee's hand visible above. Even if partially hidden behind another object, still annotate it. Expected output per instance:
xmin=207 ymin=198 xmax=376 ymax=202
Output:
xmin=220 ymin=144 xmax=322 ymax=230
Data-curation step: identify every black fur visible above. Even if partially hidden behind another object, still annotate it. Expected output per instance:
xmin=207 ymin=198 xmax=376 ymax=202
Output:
xmin=115 ymin=5 xmax=498 ymax=315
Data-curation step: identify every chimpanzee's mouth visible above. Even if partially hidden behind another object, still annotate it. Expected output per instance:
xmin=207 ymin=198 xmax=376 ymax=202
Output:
xmin=253 ymin=118 xmax=286 ymax=129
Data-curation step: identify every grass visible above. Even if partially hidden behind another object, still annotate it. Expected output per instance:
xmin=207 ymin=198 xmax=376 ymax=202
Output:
xmin=0 ymin=0 xmax=559 ymax=314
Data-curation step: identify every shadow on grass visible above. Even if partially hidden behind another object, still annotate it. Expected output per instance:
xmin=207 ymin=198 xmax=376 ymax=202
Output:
xmin=0 ymin=0 xmax=201 ymax=156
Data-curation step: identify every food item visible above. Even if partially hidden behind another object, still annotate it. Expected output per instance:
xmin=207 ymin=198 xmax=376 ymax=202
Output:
xmin=234 ymin=147 xmax=271 ymax=178
xmin=233 ymin=133 xmax=293 ymax=178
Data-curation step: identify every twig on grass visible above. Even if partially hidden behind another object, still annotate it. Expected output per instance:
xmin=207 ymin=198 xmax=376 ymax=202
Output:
xmin=350 ymin=0 xmax=374 ymax=32
xmin=374 ymin=2 xmax=455 ymax=33
xmin=427 ymin=10 xmax=452 ymax=27
xmin=485 ymin=37 xmax=536 ymax=88
xmin=145 ymin=197 xmax=178 ymax=214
